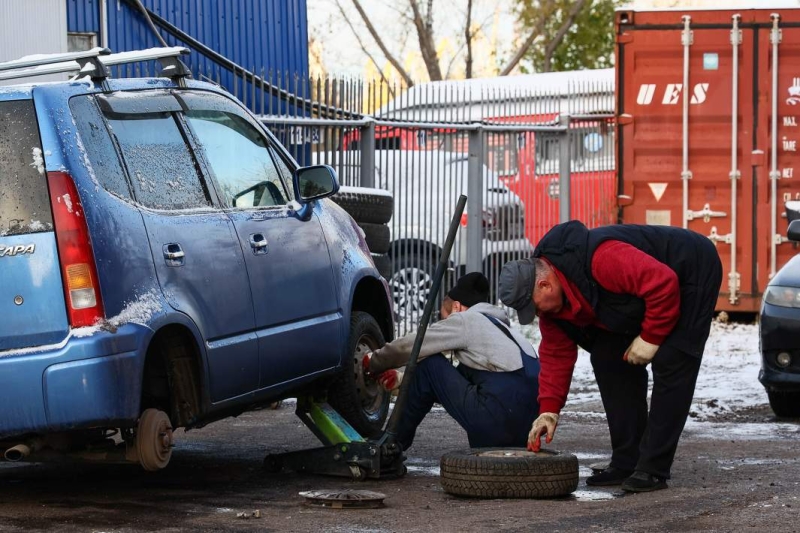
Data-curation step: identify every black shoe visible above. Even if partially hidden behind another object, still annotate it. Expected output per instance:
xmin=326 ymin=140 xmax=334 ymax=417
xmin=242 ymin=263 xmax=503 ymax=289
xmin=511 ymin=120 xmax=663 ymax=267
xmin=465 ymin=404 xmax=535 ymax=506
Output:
xmin=586 ymin=466 xmax=634 ymax=486
xmin=621 ymin=471 xmax=668 ymax=492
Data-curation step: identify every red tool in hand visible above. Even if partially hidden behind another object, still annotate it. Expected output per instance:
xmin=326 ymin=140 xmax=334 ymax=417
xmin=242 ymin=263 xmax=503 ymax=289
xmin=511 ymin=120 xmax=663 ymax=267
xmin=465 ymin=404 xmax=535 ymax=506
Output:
xmin=377 ymin=369 xmax=403 ymax=392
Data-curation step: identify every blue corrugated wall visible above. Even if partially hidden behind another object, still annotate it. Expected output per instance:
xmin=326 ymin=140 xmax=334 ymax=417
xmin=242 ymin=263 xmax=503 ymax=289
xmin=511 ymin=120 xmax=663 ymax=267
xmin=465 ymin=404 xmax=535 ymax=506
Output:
xmin=66 ymin=0 xmax=309 ymax=114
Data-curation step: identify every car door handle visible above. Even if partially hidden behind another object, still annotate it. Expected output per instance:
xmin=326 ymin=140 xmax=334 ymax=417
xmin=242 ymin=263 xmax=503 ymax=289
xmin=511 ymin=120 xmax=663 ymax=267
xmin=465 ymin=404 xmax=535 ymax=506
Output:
xmin=249 ymin=233 xmax=268 ymax=255
xmin=163 ymin=243 xmax=185 ymax=266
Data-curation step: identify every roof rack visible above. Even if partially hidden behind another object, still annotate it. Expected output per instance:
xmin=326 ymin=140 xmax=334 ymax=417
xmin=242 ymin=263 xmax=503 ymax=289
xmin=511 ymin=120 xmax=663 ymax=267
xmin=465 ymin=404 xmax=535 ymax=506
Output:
xmin=0 ymin=47 xmax=110 ymax=73
xmin=0 ymin=46 xmax=191 ymax=86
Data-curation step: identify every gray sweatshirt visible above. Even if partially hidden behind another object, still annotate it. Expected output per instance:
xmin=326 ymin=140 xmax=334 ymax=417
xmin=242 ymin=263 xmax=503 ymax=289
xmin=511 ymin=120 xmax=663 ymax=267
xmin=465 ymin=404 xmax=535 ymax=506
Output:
xmin=370 ymin=302 xmax=538 ymax=374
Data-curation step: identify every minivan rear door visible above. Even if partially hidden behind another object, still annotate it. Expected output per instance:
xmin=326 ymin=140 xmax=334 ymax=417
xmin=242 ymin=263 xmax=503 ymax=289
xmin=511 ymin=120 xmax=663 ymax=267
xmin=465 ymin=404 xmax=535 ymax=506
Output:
xmin=0 ymin=99 xmax=68 ymax=351
xmin=96 ymin=92 xmax=260 ymax=402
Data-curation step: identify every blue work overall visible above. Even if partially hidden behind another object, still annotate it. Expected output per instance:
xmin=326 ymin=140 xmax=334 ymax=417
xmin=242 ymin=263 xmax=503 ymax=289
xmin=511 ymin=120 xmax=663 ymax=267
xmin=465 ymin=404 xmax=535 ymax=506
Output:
xmin=395 ymin=315 xmax=540 ymax=450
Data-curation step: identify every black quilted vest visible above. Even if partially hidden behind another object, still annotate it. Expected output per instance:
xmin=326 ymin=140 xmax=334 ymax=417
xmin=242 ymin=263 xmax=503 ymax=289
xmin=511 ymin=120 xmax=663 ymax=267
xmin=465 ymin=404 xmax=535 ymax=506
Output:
xmin=533 ymin=221 xmax=722 ymax=356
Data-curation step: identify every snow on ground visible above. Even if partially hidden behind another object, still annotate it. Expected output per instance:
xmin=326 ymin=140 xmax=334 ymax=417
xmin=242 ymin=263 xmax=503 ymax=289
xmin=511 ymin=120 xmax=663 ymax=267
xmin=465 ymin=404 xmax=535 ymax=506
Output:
xmin=515 ymin=317 xmax=768 ymax=421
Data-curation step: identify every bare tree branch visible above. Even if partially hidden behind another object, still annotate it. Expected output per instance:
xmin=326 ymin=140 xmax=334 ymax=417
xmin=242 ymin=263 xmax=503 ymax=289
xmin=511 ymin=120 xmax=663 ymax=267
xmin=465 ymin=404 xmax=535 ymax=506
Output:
xmin=349 ymin=0 xmax=415 ymax=87
xmin=465 ymin=0 xmax=474 ymax=79
xmin=542 ymin=0 xmax=590 ymax=72
xmin=499 ymin=0 xmax=555 ymax=76
xmin=334 ymin=0 xmax=395 ymax=95
xmin=408 ymin=0 xmax=443 ymax=81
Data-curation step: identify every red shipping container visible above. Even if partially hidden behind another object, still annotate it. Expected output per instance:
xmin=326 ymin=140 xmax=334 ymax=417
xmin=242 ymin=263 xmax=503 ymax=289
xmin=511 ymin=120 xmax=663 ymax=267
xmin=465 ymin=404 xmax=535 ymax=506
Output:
xmin=616 ymin=5 xmax=800 ymax=312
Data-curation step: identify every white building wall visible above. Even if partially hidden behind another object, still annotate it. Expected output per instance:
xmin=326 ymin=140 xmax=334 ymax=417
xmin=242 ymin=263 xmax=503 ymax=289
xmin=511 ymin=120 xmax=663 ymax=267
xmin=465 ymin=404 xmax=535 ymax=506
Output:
xmin=1 ymin=0 xmax=68 ymax=84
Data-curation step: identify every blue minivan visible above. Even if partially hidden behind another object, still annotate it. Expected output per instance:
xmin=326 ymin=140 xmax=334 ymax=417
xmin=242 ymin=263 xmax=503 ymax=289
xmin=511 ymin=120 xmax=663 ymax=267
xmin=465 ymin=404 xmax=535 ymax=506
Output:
xmin=0 ymin=48 xmax=393 ymax=470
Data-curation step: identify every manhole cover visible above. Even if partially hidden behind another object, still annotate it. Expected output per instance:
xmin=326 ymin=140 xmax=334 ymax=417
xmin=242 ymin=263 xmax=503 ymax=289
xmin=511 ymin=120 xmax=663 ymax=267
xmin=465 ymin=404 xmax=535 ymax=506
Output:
xmin=299 ymin=489 xmax=386 ymax=509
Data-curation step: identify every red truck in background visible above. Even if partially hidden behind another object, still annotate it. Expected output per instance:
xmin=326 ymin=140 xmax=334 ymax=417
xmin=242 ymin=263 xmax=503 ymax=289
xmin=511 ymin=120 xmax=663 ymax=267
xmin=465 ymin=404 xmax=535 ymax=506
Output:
xmin=616 ymin=5 xmax=800 ymax=312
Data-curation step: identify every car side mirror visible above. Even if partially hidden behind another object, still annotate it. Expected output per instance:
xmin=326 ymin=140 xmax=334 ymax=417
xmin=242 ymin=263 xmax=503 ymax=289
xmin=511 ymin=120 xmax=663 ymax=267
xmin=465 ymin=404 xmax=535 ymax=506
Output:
xmin=293 ymin=165 xmax=339 ymax=203
xmin=788 ymin=219 xmax=800 ymax=242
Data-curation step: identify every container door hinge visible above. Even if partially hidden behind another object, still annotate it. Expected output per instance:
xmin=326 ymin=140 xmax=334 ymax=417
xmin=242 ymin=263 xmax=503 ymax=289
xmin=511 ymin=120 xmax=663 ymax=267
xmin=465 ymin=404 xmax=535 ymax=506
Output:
xmin=771 ymin=18 xmax=782 ymax=45
xmin=708 ymin=226 xmax=733 ymax=245
xmin=617 ymin=33 xmax=633 ymax=44
xmin=681 ymin=17 xmax=694 ymax=46
xmin=689 ymin=203 xmax=727 ymax=223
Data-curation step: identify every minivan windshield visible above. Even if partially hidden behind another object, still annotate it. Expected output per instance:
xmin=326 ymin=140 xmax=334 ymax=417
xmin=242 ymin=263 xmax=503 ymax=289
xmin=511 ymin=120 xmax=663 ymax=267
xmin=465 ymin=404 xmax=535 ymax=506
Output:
xmin=0 ymin=100 xmax=53 ymax=237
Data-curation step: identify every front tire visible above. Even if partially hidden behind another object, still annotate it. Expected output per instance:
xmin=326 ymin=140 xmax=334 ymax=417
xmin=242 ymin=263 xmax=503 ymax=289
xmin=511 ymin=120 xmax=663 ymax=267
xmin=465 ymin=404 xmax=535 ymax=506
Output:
xmin=767 ymin=390 xmax=800 ymax=418
xmin=327 ymin=312 xmax=390 ymax=438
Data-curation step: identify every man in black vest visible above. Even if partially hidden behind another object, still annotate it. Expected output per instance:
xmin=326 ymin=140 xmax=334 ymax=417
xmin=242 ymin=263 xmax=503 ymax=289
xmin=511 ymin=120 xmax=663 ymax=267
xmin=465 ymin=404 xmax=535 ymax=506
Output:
xmin=499 ymin=221 xmax=722 ymax=492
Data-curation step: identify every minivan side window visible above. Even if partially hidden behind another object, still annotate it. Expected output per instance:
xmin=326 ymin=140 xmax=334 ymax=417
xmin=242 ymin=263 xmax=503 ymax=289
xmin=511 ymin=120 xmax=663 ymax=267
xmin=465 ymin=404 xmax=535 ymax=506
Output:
xmin=185 ymin=110 xmax=288 ymax=208
xmin=0 ymin=100 xmax=53 ymax=236
xmin=69 ymin=96 xmax=131 ymax=200
xmin=107 ymin=114 xmax=210 ymax=210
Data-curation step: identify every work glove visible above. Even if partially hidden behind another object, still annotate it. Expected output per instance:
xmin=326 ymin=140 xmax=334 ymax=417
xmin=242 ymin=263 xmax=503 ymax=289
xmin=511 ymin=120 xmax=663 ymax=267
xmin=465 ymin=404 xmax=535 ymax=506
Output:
xmin=376 ymin=368 xmax=404 ymax=392
xmin=362 ymin=353 xmax=373 ymax=375
xmin=528 ymin=412 xmax=559 ymax=452
xmin=624 ymin=335 xmax=660 ymax=366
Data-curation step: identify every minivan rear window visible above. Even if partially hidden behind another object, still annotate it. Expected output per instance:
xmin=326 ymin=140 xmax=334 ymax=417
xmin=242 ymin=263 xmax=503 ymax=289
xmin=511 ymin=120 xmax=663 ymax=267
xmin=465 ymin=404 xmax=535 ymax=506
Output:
xmin=0 ymin=100 xmax=53 ymax=237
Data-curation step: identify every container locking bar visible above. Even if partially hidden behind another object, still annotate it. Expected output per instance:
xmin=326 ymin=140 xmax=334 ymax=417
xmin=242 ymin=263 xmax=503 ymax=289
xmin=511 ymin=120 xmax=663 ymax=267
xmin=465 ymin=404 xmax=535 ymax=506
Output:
xmin=769 ymin=13 xmax=784 ymax=279
xmin=728 ymin=14 xmax=742 ymax=305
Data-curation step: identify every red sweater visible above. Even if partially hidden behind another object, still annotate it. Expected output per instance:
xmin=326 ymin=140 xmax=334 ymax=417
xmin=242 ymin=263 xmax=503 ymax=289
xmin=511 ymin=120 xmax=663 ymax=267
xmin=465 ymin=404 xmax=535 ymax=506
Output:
xmin=537 ymin=240 xmax=680 ymax=415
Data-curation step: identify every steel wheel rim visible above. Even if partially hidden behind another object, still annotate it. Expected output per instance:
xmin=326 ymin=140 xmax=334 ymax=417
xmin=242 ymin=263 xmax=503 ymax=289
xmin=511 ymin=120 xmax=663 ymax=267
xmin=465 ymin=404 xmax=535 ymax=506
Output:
xmin=353 ymin=334 xmax=385 ymax=419
xmin=390 ymin=266 xmax=433 ymax=318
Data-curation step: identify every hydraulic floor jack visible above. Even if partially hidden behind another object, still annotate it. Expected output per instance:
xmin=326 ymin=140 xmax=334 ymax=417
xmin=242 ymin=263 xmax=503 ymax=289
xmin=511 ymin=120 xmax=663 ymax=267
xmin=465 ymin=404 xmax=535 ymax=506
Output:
xmin=263 ymin=195 xmax=467 ymax=481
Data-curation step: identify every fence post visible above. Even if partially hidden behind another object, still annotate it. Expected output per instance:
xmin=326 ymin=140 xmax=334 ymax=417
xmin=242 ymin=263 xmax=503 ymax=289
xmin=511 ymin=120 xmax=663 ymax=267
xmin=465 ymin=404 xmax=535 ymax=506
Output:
xmin=360 ymin=119 xmax=376 ymax=188
xmin=466 ymin=127 xmax=484 ymax=274
xmin=558 ymin=114 xmax=572 ymax=223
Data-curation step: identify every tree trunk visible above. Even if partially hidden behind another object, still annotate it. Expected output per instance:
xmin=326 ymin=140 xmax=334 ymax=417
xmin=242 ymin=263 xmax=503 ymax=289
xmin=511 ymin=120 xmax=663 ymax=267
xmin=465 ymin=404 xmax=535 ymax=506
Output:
xmin=465 ymin=0 xmax=473 ymax=79
xmin=542 ymin=0 xmax=590 ymax=72
xmin=349 ymin=0 xmax=415 ymax=87
xmin=409 ymin=0 xmax=443 ymax=81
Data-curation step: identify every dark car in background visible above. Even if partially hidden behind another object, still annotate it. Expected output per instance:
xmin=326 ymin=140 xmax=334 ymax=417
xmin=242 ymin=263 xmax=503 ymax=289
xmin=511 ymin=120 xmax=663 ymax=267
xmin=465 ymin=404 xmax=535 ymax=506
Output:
xmin=759 ymin=203 xmax=800 ymax=418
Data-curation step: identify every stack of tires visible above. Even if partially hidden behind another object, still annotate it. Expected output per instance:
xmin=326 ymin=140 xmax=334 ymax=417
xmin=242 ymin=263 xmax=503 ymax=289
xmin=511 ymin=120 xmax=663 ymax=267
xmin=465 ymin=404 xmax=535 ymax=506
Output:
xmin=331 ymin=187 xmax=394 ymax=279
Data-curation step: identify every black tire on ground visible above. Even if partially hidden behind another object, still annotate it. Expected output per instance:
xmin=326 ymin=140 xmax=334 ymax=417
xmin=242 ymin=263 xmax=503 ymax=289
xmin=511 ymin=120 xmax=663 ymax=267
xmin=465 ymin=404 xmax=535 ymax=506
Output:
xmin=440 ymin=448 xmax=579 ymax=499
xmin=332 ymin=189 xmax=393 ymax=224
xmin=360 ymin=223 xmax=390 ymax=254
xmin=371 ymin=253 xmax=392 ymax=280
xmin=327 ymin=311 xmax=390 ymax=438
xmin=767 ymin=390 xmax=800 ymax=418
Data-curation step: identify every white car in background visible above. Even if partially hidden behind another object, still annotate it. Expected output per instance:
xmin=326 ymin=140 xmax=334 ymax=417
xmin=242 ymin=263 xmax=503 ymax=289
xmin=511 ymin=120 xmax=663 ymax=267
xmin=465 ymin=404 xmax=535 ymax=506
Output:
xmin=319 ymin=150 xmax=532 ymax=318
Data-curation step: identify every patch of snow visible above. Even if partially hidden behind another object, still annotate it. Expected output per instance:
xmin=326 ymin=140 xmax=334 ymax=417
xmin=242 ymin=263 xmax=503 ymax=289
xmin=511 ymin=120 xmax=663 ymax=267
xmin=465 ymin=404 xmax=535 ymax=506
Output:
xmin=60 ymin=193 xmax=74 ymax=214
xmin=516 ymin=318 xmax=768 ymax=420
xmin=0 ymin=336 xmax=71 ymax=357
xmin=106 ymin=290 xmax=161 ymax=328
xmin=338 ymin=185 xmax=393 ymax=198
xmin=71 ymin=290 xmax=161 ymax=339
xmin=30 ymin=147 xmax=44 ymax=175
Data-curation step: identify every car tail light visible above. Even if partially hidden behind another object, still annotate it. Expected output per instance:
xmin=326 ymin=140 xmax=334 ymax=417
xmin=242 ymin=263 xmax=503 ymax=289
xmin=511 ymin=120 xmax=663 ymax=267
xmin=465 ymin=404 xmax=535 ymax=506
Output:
xmin=460 ymin=210 xmax=495 ymax=227
xmin=47 ymin=171 xmax=104 ymax=327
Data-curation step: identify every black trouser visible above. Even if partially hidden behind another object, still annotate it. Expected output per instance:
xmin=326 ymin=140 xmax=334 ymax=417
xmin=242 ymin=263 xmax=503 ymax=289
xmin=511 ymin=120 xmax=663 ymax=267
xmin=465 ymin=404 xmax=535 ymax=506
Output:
xmin=395 ymin=354 xmax=540 ymax=450
xmin=590 ymin=331 xmax=702 ymax=479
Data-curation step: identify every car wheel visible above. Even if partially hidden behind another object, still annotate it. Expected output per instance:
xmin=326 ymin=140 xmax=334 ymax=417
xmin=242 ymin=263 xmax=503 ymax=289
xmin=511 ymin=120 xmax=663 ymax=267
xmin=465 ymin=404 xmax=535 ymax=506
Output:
xmin=327 ymin=311 xmax=390 ymax=438
xmin=135 ymin=408 xmax=174 ymax=472
xmin=389 ymin=251 xmax=441 ymax=322
xmin=767 ymin=390 xmax=800 ymax=418
xmin=440 ymin=448 xmax=579 ymax=499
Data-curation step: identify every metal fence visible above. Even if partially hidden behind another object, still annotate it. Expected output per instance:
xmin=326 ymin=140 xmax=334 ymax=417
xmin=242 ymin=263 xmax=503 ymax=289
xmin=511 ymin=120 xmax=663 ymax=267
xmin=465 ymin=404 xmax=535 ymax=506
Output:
xmin=192 ymin=66 xmax=616 ymax=334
